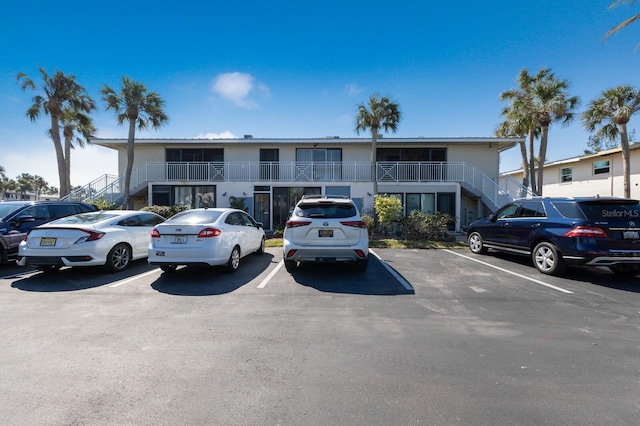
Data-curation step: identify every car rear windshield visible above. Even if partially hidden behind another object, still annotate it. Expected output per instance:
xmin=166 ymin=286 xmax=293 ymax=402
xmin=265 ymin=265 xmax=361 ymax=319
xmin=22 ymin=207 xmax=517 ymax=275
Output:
xmin=166 ymin=210 xmax=222 ymax=224
xmin=294 ymin=203 xmax=357 ymax=219
xmin=53 ymin=212 xmax=119 ymax=224
xmin=577 ymin=201 xmax=640 ymax=220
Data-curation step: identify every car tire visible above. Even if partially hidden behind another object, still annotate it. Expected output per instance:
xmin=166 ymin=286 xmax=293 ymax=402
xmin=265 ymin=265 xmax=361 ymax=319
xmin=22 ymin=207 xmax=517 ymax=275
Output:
xmin=255 ymin=237 xmax=265 ymax=255
xmin=468 ymin=232 xmax=488 ymax=254
xmin=104 ymin=243 xmax=132 ymax=272
xmin=355 ymin=256 xmax=368 ymax=272
xmin=284 ymin=259 xmax=297 ymax=272
xmin=38 ymin=265 xmax=61 ymax=274
xmin=532 ymin=242 xmax=566 ymax=275
xmin=160 ymin=264 xmax=177 ymax=273
xmin=225 ymin=246 xmax=241 ymax=273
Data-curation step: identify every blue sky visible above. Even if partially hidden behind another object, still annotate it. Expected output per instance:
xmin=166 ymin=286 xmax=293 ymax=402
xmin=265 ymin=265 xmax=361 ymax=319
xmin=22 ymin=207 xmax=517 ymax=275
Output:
xmin=1 ymin=0 xmax=639 ymax=188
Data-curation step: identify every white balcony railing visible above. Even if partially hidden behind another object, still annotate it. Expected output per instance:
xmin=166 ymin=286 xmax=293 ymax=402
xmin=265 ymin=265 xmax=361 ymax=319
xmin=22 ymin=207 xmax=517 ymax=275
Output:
xmin=63 ymin=161 xmax=530 ymax=211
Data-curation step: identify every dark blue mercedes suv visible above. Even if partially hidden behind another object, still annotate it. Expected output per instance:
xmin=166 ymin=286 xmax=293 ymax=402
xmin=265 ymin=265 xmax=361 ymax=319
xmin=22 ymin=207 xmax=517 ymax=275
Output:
xmin=0 ymin=201 xmax=97 ymax=264
xmin=467 ymin=197 xmax=640 ymax=276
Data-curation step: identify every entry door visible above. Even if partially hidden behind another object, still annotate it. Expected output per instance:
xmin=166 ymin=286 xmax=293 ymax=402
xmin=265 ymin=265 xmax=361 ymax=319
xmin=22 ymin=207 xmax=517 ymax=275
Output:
xmin=437 ymin=193 xmax=456 ymax=230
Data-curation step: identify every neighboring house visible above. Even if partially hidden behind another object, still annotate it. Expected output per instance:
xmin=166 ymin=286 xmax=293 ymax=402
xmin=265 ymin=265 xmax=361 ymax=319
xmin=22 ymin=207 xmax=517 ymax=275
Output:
xmin=2 ymin=190 xmax=59 ymax=201
xmin=500 ymin=143 xmax=640 ymax=200
xmin=75 ymin=136 xmax=523 ymax=232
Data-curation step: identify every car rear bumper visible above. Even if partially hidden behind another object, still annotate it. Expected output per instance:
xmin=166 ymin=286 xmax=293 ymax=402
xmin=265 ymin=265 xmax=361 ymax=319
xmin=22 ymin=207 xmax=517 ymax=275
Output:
xmin=16 ymin=255 xmax=103 ymax=267
xmin=283 ymin=247 xmax=369 ymax=263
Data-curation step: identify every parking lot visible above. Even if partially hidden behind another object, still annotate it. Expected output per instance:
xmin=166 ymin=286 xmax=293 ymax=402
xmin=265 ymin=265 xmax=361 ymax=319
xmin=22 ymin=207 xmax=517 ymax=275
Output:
xmin=1 ymin=248 xmax=639 ymax=425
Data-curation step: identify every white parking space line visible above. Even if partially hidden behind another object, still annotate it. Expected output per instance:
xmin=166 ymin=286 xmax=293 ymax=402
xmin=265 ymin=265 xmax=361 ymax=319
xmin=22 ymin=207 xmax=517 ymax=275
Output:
xmin=257 ymin=260 xmax=284 ymax=288
xmin=109 ymin=269 xmax=161 ymax=288
xmin=369 ymin=249 xmax=414 ymax=292
xmin=443 ymin=249 xmax=574 ymax=294
xmin=0 ymin=270 xmax=39 ymax=280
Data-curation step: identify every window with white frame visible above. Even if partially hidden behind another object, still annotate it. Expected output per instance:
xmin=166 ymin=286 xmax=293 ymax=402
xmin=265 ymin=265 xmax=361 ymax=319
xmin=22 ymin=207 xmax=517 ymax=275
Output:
xmin=560 ymin=167 xmax=572 ymax=182
xmin=593 ymin=160 xmax=610 ymax=175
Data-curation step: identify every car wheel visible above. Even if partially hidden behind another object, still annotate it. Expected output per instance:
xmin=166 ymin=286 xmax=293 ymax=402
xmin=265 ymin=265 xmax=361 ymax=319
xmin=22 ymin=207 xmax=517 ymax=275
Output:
xmin=104 ymin=243 xmax=132 ymax=272
xmin=468 ymin=232 xmax=488 ymax=254
xmin=532 ymin=242 xmax=566 ymax=275
xmin=355 ymin=257 xmax=368 ymax=272
xmin=38 ymin=265 xmax=61 ymax=274
xmin=225 ymin=246 xmax=241 ymax=273
xmin=284 ymin=259 xmax=297 ymax=272
xmin=160 ymin=264 xmax=177 ymax=273
xmin=255 ymin=237 xmax=265 ymax=255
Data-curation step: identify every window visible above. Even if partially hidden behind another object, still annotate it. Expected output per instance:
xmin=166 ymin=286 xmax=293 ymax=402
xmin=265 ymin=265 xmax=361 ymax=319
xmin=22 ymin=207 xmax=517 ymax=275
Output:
xmin=406 ymin=193 xmax=435 ymax=215
xmin=496 ymin=203 xmax=519 ymax=219
xmin=593 ymin=160 xmax=610 ymax=175
xmin=519 ymin=201 xmax=546 ymax=218
xmin=560 ymin=167 xmax=572 ymax=182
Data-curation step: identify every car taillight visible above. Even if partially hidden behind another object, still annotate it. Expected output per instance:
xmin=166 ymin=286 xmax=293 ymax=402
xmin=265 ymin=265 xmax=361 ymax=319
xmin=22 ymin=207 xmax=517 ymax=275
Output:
xmin=354 ymin=250 xmax=367 ymax=258
xmin=151 ymin=228 xmax=161 ymax=238
xmin=340 ymin=220 xmax=366 ymax=229
xmin=285 ymin=221 xmax=312 ymax=228
xmin=75 ymin=230 xmax=105 ymax=243
xmin=563 ymin=226 xmax=608 ymax=238
xmin=198 ymin=228 xmax=221 ymax=238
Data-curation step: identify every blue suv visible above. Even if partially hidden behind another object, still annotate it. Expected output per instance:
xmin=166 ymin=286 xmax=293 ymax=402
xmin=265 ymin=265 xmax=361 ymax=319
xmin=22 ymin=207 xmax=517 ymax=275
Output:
xmin=0 ymin=201 xmax=97 ymax=264
xmin=467 ymin=197 xmax=640 ymax=276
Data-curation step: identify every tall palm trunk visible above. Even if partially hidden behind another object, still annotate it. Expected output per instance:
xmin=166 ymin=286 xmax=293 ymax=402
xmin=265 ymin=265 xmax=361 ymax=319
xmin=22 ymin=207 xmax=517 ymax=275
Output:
xmin=123 ymin=119 xmax=136 ymax=209
xmin=619 ymin=123 xmax=631 ymax=198
xmin=371 ymin=129 xmax=379 ymax=195
xmin=50 ymin=114 xmax=70 ymax=197
xmin=528 ymin=129 xmax=537 ymax=195
xmin=537 ymin=124 xmax=550 ymax=196
xmin=518 ymin=140 xmax=529 ymax=188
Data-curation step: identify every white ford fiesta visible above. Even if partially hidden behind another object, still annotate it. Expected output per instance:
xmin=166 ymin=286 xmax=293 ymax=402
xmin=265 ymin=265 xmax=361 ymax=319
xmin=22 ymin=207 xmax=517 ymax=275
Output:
xmin=147 ymin=208 xmax=266 ymax=273
xmin=16 ymin=210 xmax=166 ymax=273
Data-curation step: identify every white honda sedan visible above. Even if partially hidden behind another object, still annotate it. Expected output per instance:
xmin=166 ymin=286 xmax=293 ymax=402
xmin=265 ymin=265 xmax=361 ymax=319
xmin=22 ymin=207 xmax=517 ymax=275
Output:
xmin=148 ymin=208 xmax=266 ymax=273
xmin=17 ymin=210 xmax=166 ymax=273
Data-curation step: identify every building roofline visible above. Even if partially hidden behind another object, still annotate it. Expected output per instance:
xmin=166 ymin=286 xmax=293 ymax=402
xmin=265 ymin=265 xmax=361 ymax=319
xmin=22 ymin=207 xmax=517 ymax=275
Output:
xmin=92 ymin=136 xmax=521 ymax=151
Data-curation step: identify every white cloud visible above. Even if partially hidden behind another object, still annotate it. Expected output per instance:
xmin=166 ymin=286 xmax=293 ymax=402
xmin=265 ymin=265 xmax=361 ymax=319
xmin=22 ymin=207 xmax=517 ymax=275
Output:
xmin=212 ymin=72 xmax=262 ymax=109
xmin=345 ymin=83 xmax=364 ymax=96
xmin=194 ymin=131 xmax=238 ymax=139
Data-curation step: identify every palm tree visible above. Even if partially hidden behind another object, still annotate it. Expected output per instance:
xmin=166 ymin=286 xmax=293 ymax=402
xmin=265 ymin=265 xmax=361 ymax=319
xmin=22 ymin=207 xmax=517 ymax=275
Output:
xmin=32 ymin=175 xmax=48 ymax=200
xmin=60 ymin=106 xmax=97 ymax=188
xmin=16 ymin=173 xmax=34 ymax=200
xmin=16 ymin=67 xmax=96 ymax=197
xmin=499 ymin=68 xmax=549 ymax=191
xmin=101 ymin=76 xmax=168 ymax=209
xmin=354 ymin=93 xmax=401 ymax=195
xmin=529 ymin=73 xmax=580 ymax=195
xmin=605 ymin=1 xmax=640 ymax=42
xmin=582 ymin=85 xmax=640 ymax=198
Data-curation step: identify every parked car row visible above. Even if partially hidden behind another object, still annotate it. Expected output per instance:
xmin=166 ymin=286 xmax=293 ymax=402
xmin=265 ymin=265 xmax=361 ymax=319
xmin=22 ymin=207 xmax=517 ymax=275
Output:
xmin=10 ymin=195 xmax=371 ymax=275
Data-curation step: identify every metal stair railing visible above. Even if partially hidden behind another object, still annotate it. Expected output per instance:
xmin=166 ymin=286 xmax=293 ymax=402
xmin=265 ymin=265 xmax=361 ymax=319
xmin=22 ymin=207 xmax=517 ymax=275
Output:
xmin=59 ymin=174 xmax=120 ymax=203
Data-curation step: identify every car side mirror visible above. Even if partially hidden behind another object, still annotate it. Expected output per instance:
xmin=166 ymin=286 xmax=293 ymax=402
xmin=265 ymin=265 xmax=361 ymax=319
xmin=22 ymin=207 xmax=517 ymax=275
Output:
xmin=256 ymin=222 xmax=264 ymax=229
xmin=13 ymin=215 xmax=35 ymax=225
xmin=489 ymin=214 xmax=497 ymax=222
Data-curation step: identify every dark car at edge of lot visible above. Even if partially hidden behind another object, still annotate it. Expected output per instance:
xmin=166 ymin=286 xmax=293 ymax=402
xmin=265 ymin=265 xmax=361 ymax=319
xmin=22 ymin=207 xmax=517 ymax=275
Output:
xmin=0 ymin=200 xmax=98 ymax=264
xmin=467 ymin=196 xmax=640 ymax=276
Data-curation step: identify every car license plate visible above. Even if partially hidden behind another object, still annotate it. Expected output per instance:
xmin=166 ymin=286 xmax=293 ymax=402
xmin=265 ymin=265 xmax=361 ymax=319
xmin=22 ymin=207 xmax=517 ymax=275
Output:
xmin=171 ymin=236 xmax=187 ymax=244
xmin=40 ymin=237 xmax=57 ymax=247
xmin=319 ymin=229 xmax=333 ymax=238
xmin=623 ymin=231 xmax=639 ymax=240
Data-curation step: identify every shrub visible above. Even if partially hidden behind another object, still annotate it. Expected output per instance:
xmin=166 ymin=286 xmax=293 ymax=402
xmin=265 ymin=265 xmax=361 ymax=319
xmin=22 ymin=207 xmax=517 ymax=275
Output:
xmin=141 ymin=204 xmax=189 ymax=219
xmin=404 ymin=210 xmax=456 ymax=241
xmin=361 ymin=215 xmax=375 ymax=236
xmin=374 ymin=194 xmax=403 ymax=233
xmin=92 ymin=197 xmax=116 ymax=210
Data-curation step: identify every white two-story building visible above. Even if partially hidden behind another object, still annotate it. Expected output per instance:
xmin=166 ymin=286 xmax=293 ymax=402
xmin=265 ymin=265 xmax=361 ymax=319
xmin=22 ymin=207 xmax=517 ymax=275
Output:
xmin=500 ymin=143 xmax=640 ymax=199
xmin=73 ymin=136 xmax=524 ymax=232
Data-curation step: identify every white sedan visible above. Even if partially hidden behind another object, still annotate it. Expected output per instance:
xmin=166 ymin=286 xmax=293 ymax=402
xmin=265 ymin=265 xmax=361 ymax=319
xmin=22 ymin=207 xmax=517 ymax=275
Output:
xmin=17 ymin=210 xmax=166 ymax=273
xmin=148 ymin=208 xmax=266 ymax=273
